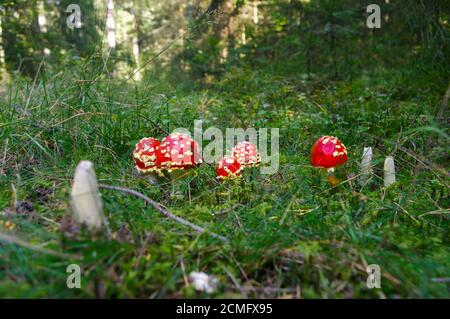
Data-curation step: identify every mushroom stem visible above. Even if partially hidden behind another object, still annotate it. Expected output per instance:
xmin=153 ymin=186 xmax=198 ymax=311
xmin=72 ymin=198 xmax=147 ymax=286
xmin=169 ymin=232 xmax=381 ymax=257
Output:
xmin=71 ymin=161 xmax=105 ymax=230
xmin=384 ymin=156 xmax=396 ymax=187
xmin=147 ymin=172 xmax=161 ymax=185
xmin=166 ymin=170 xmax=195 ymax=199
xmin=359 ymin=147 xmax=373 ymax=186
xmin=326 ymin=167 xmax=339 ymax=186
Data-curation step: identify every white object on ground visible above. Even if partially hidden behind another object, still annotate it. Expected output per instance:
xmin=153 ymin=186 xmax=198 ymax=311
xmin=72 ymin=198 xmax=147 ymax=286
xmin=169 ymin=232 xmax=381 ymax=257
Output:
xmin=384 ymin=156 xmax=396 ymax=187
xmin=71 ymin=161 xmax=104 ymax=229
xmin=359 ymin=147 xmax=373 ymax=186
xmin=188 ymin=271 xmax=219 ymax=294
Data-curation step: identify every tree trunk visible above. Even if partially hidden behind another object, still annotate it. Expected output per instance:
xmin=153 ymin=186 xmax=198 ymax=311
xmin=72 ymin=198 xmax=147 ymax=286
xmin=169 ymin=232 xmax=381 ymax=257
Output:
xmin=106 ymin=0 xmax=116 ymax=49
xmin=131 ymin=0 xmax=141 ymax=80
xmin=0 ymin=8 xmax=8 ymax=82
xmin=210 ymin=0 xmax=239 ymax=63
xmin=37 ymin=0 xmax=47 ymax=33
xmin=253 ymin=1 xmax=258 ymax=24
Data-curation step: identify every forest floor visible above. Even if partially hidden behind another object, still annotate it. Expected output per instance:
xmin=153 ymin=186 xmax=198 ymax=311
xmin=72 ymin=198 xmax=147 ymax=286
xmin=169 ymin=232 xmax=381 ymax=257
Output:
xmin=0 ymin=61 xmax=449 ymax=298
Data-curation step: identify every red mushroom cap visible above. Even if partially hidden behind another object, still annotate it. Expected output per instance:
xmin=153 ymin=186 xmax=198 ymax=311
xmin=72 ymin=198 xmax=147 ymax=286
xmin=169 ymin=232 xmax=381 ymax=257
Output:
xmin=216 ymin=155 xmax=243 ymax=180
xmin=157 ymin=132 xmax=202 ymax=172
xmin=232 ymin=141 xmax=261 ymax=167
xmin=133 ymin=137 xmax=161 ymax=173
xmin=310 ymin=136 xmax=348 ymax=169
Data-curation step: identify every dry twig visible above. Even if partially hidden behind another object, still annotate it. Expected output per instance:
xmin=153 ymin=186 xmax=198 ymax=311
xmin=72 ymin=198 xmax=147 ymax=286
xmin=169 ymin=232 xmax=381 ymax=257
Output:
xmin=98 ymin=184 xmax=228 ymax=243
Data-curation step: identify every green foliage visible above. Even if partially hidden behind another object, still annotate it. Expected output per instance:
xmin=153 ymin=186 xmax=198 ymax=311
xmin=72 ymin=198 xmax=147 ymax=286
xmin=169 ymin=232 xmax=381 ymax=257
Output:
xmin=0 ymin=0 xmax=449 ymax=299
xmin=1 ymin=52 xmax=449 ymax=297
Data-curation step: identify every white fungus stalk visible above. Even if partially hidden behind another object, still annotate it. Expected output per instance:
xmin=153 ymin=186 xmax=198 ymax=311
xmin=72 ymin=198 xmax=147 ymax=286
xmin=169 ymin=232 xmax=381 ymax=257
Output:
xmin=384 ymin=156 xmax=396 ymax=187
xmin=71 ymin=161 xmax=104 ymax=229
xmin=359 ymin=147 xmax=373 ymax=186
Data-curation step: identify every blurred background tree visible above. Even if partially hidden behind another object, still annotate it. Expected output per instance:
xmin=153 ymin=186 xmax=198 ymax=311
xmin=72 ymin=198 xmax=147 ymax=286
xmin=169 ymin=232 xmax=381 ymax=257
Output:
xmin=0 ymin=0 xmax=448 ymax=84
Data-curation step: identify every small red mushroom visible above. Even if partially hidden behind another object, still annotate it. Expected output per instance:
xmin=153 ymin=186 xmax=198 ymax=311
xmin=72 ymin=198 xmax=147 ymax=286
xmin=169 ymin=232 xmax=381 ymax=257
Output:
xmin=216 ymin=155 xmax=243 ymax=180
xmin=157 ymin=132 xmax=202 ymax=173
xmin=132 ymin=137 xmax=161 ymax=174
xmin=310 ymin=135 xmax=348 ymax=185
xmin=232 ymin=141 xmax=261 ymax=167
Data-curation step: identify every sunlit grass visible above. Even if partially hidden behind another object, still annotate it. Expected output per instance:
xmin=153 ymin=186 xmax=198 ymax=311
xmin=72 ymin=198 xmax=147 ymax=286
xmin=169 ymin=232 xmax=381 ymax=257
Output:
xmin=0 ymin=56 xmax=449 ymax=298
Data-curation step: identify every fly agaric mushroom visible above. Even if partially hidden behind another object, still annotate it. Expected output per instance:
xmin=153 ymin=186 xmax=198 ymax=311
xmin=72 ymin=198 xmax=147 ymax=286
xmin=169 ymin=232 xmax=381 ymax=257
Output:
xmin=310 ymin=135 xmax=348 ymax=185
xmin=216 ymin=155 xmax=243 ymax=180
xmin=132 ymin=137 xmax=161 ymax=174
xmin=232 ymin=141 xmax=261 ymax=167
xmin=156 ymin=132 xmax=202 ymax=198
xmin=157 ymin=132 xmax=202 ymax=174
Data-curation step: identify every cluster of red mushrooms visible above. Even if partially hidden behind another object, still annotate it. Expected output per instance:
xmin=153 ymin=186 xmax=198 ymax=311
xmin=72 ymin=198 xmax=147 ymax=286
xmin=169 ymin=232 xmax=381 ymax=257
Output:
xmin=133 ymin=133 xmax=202 ymax=176
xmin=133 ymin=133 xmax=348 ymax=184
xmin=216 ymin=141 xmax=262 ymax=180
